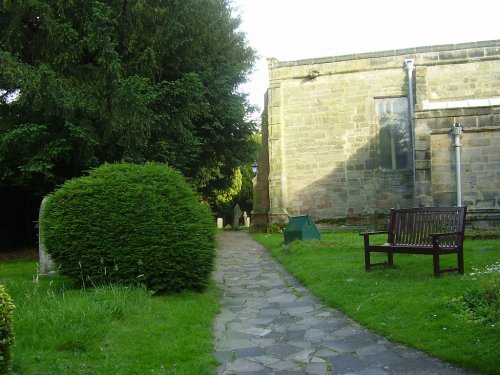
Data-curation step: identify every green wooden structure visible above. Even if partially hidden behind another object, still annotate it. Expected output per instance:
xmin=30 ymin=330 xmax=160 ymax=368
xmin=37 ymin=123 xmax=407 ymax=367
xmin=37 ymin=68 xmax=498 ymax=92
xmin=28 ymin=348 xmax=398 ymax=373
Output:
xmin=283 ymin=214 xmax=321 ymax=245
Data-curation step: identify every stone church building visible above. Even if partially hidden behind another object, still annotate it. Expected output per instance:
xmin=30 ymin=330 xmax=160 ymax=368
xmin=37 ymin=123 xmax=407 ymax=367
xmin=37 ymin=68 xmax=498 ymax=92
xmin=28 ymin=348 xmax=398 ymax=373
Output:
xmin=252 ymin=40 xmax=500 ymax=228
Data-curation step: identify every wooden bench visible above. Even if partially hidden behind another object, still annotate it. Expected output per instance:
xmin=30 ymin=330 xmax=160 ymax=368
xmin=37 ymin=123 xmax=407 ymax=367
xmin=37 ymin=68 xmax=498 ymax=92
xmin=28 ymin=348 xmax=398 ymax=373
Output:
xmin=361 ymin=207 xmax=467 ymax=277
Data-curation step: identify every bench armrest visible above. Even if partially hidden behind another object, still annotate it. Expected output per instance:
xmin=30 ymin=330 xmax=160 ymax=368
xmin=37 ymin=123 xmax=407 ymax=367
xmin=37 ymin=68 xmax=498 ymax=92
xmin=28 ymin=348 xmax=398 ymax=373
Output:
xmin=359 ymin=231 xmax=388 ymax=236
xmin=361 ymin=231 xmax=388 ymax=248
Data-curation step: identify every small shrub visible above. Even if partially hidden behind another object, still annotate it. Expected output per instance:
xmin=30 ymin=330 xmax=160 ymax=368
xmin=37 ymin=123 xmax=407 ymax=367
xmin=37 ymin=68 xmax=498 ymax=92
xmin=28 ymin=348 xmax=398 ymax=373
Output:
xmin=0 ymin=285 xmax=15 ymax=374
xmin=40 ymin=162 xmax=216 ymax=293
xmin=448 ymin=278 xmax=499 ymax=326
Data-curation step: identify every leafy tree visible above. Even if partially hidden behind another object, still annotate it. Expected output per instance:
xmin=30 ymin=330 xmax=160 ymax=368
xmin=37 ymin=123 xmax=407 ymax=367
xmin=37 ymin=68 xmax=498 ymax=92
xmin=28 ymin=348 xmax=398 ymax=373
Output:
xmin=0 ymin=0 xmax=257 ymax=198
xmin=213 ymin=168 xmax=243 ymax=206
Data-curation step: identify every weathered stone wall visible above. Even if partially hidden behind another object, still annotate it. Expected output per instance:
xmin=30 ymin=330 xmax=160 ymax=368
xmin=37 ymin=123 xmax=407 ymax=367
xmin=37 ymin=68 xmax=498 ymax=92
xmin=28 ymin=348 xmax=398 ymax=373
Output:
xmin=266 ymin=54 xmax=415 ymax=221
xmin=430 ymin=129 xmax=500 ymax=208
xmin=256 ymin=40 xmax=500 ymax=224
xmin=413 ymin=42 xmax=500 ymax=212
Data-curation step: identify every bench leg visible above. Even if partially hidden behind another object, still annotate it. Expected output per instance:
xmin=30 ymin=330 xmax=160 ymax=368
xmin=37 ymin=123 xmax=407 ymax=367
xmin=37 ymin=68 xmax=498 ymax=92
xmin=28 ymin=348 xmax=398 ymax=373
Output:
xmin=458 ymin=250 xmax=464 ymax=275
xmin=387 ymin=252 xmax=393 ymax=267
xmin=365 ymin=250 xmax=371 ymax=271
xmin=433 ymin=253 xmax=440 ymax=277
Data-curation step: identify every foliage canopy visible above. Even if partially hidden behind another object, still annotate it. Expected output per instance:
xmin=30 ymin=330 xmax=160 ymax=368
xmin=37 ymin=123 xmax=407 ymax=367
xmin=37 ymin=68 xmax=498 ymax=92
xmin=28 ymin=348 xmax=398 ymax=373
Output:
xmin=0 ymin=0 xmax=257 ymax=198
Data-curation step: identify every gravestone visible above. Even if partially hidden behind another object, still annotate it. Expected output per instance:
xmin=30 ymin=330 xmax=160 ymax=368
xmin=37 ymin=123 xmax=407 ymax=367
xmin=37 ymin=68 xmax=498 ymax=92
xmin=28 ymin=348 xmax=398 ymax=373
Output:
xmin=232 ymin=204 xmax=242 ymax=228
xmin=243 ymin=211 xmax=250 ymax=227
xmin=217 ymin=217 xmax=224 ymax=229
xmin=38 ymin=197 xmax=56 ymax=275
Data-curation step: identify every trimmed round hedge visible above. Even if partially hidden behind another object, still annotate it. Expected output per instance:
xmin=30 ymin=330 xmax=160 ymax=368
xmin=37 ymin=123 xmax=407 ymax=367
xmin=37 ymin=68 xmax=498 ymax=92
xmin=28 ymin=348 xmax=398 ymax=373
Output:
xmin=0 ymin=285 xmax=15 ymax=375
xmin=40 ymin=162 xmax=216 ymax=293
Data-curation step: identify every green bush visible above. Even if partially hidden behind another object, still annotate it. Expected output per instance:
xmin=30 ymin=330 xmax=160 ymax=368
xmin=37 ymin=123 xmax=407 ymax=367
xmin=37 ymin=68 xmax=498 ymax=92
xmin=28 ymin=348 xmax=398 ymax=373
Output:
xmin=40 ymin=162 xmax=216 ymax=293
xmin=0 ymin=285 xmax=15 ymax=374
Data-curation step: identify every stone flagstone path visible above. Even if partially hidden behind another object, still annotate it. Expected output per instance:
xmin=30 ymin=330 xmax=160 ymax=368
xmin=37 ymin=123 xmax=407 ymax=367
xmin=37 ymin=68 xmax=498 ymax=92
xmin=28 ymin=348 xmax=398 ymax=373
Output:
xmin=212 ymin=231 xmax=474 ymax=375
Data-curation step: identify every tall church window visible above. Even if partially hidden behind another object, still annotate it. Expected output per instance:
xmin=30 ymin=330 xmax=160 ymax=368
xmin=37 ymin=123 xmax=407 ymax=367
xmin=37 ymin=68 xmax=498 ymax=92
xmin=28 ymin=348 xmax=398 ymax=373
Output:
xmin=375 ymin=97 xmax=411 ymax=170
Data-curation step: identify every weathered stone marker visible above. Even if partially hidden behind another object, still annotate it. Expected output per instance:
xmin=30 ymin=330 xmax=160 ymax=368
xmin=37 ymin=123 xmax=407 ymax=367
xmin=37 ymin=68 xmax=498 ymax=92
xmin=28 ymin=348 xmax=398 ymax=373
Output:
xmin=217 ymin=217 xmax=224 ymax=229
xmin=243 ymin=211 xmax=250 ymax=227
xmin=38 ymin=197 xmax=56 ymax=275
xmin=232 ymin=204 xmax=241 ymax=228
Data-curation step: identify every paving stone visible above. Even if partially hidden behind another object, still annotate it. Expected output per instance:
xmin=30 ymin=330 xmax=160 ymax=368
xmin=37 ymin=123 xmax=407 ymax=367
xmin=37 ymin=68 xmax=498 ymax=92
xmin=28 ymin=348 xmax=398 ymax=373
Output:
xmin=265 ymin=293 xmax=298 ymax=303
xmin=251 ymin=355 xmax=281 ymax=366
xmin=344 ymin=368 xmax=389 ymax=375
xmin=285 ymin=329 xmax=306 ymax=341
xmin=246 ymin=317 xmax=274 ymax=325
xmin=233 ymin=346 xmax=266 ymax=358
xmin=268 ymin=359 xmax=300 ymax=371
xmin=359 ymin=350 xmax=406 ymax=367
xmin=216 ymin=336 xmax=254 ymax=350
xmin=331 ymin=326 xmax=362 ymax=338
xmin=281 ymin=300 xmax=317 ymax=308
xmin=258 ymin=308 xmax=281 ymax=316
xmin=355 ymin=343 xmax=391 ymax=356
xmin=226 ymin=358 xmax=265 ymax=372
xmin=305 ymin=361 xmax=329 ymax=374
xmin=226 ymin=297 xmax=249 ymax=306
xmin=315 ymin=348 xmax=336 ymax=357
xmin=286 ymin=305 xmax=316 ymax=315
xmin=275 ymin=371 xmax=307 ymax=375
xmin=322 ymin=340 xmax=356 ymax=354
xmin=237 ymin=327 xmax=273 ymax=337
xmin=230 ymin=370 xmax=273 ymax=375
xmin=311 ymin=356 xmax=326 ymax=363
xmin=213 ymin=350 xmax=233 ymax=363
xmin=329 ymin=353 xmax=368 ymax=374
xmin=288 ymin=349 xmax=314 ymax=363
xmin=270 ymin=316 xmax=301 ymax=325
xmin=287 ymin=340 xmax=313 ymax=350
xmin=249 ymin=338 xmax=276 ymax=347
xmin=334 ymin=334 xmax=376 ymax=351
xmin=305 ymin=328 xmax=328 ymax=342
xmin=229 ymin=305 xmax=246 ymax=313
xmin=265 ymin=343 xmax=304 ymax=357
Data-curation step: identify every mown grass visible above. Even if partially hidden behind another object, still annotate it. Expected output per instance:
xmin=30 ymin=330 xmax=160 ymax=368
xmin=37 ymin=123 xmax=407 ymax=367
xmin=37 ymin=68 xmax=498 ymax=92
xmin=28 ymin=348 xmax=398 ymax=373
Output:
xmin=1 ymin=260 xmax=219 ymax=375
xmin=253 ymin=231 xmax=500 ymax=375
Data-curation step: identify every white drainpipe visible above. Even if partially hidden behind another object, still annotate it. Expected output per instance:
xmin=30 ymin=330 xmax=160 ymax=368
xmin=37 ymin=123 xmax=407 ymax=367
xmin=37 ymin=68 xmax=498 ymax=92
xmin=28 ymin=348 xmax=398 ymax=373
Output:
xmin=451 ymin=123 xmax=463 ymax=207
xmin=405 ymin=59 xmax=416 ymax=205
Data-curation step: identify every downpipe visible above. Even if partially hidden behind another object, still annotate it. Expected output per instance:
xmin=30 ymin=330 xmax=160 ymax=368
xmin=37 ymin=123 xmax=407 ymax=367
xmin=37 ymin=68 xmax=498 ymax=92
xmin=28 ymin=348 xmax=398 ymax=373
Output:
xmin=405 ymin=59 xmax=417 ymax=206
xmin=451 ymin=123 xmax=463 ymax=207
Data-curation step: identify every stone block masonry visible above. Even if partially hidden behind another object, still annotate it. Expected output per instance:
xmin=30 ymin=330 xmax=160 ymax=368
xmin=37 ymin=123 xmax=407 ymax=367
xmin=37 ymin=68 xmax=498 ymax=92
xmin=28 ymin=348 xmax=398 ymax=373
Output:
xmin=253 ymin=40 xmax=500 ymax=225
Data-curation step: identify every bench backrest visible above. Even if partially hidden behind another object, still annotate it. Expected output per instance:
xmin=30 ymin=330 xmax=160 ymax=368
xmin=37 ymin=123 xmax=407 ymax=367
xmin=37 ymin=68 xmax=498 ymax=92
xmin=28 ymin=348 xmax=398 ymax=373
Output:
xmin=388 ymin=207 xmax=467 ymax=246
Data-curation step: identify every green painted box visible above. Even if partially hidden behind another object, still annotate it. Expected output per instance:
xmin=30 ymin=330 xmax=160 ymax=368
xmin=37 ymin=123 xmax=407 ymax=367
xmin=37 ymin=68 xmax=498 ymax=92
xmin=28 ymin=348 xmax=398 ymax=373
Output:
xmin=283 ymin=214 xmax=321 ymax=245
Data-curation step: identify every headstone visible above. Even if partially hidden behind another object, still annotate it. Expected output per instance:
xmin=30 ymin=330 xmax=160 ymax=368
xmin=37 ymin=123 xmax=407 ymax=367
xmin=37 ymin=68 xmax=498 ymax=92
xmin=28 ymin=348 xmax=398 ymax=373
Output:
xmin=243 ymin=211 xmax=248 ymax=227
xmin=232 ymin=204 xmax=242 ymax=228
xmin=38 ymin=197 xmax=56 ymax=275
xmin=217 ymin=217 xmax=224 ymax=229
xmin=245 ymin=216 xmax=251 ymax=228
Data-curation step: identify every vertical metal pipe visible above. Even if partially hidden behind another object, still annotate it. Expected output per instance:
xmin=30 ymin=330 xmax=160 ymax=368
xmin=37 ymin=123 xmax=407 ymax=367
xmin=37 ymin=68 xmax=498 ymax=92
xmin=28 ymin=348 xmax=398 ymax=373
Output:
xmin=405 ymin=59 xmax=416 ymax=206
xmin=452 ymin=123 xmax=463 ymax=206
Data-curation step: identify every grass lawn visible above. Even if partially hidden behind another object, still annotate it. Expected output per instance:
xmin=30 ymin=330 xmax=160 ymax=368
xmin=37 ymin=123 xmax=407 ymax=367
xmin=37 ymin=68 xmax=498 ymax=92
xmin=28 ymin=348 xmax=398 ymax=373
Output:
xmin=253 ymin=231 xmax=500 ymax=375
xmin=0 ymin=260 xmax=219 ymax=375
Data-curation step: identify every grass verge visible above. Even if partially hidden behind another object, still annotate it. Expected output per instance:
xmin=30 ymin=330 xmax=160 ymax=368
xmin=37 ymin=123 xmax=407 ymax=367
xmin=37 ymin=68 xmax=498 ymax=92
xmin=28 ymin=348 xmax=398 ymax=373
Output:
xmin=0 ymin=260 xmax=219 ymax=375
xmin=253 ymin=231 xmax=499 ymax=375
